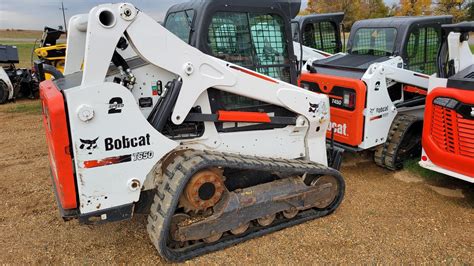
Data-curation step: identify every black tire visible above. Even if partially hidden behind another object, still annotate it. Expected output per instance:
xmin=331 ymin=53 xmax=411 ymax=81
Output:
xmin=0 ymin=80 xmax=10 ymax=104
xmin=43 ymin=64 xmax=64 ymax=80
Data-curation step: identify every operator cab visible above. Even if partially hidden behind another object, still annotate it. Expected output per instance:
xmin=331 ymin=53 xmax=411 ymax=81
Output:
xmin=311 ymin=16 xmax=453 ymax=78
xmin=438 ymin=22 xmax=474 ymax=89
xmin=164 ymin=0 xmax=300 ymax=85
xmin=164 ymin=0 xmax=301 ymax=132
xmin=40 ymin=27 xmax=65 ymax=47
xmin=37 ymin=27 xmax=66 ymax=58
xmin=292 ymin=13 xmax=344 ymax=55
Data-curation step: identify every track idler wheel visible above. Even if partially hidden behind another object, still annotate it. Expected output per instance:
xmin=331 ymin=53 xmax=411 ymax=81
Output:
xmin=179 ymin=168 xmax=225 ymax=212
xmin=310 ymin=175 xmax=340 ymax=210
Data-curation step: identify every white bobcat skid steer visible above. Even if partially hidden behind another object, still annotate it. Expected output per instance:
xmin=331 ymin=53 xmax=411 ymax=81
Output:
xmin=299 ymin=15 xmax=453 ymax=170
xmin=40 ymin=3 xmax=345 ymax=261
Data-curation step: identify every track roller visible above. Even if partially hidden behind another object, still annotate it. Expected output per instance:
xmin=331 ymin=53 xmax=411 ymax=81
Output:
xmin=257 ymin=214 xmax=276 ymax=227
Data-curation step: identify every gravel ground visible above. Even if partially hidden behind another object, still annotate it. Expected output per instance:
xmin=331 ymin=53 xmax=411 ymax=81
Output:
xmin=0 ymin=100 xmax=473 ymax=264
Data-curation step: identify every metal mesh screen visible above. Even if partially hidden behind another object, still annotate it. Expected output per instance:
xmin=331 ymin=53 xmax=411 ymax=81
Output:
xmin=302 ymin=22 xmax=338 ymax=54
xmin=208 ymin=12 xmax=291 ymax=110
xmin=164 ymin=10 xmax=195 ymax=43
xmin=208 ymin=12 xmax=290 ymax=82
xmin=351 ymin=28 xmax=397 ymax=56
xmin=319 ymin=22 xmax=338 ymax=54
xmin=406 ymin=27 xmax=441 ymax=75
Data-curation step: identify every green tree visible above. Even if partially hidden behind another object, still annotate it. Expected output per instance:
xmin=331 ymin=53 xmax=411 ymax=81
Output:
xmin=361 ymin=0 xmax=390 ymax=18
xmin=434 ymin=0 xmax=468 ymax=22
xmin=468 ymin=1 xmax=474 ymax=20
xmin=396 ymin=0 xmax=433 ymax=16
xmin=305 ymin=0 xmax=388 ymax=29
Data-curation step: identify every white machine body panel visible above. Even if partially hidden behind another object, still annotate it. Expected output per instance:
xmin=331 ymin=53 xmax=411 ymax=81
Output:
xmin=60 ymin=3 xmax=331 ymax=215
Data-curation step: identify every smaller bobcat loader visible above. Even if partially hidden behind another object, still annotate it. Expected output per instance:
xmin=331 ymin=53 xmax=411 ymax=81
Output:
xmin=299 ymin=16 xmax=453 ymax=170
xmin=420 ymin=22 xmax=474 ymax=183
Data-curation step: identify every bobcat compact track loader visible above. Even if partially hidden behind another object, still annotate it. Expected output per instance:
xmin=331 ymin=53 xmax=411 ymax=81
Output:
xmin=299 ymin=16 xmax=453 ymax=170
xmin=39 ymin=3 xmax=345 ymax=261
xmin=420 ymin=22 xmax=474 ymax=183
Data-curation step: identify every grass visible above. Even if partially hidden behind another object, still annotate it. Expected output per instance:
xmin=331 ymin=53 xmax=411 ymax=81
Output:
xmin=0 ymin=41 xmax=38 ymax=68
xmin=0 ymin=30 xmax=47 ymax=68
xmin=2 ymin=100 xmax=42 ymax=114
xmin=0 ymin=29 xmax=42 ymax=40
xmin=471 ymin=45 xmax=474 ymax=53
xmin=404 ymin=158 xmax=444 ymax=182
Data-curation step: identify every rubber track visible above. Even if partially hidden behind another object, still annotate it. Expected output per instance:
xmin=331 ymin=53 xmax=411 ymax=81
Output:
xmin=374 ymin=114 xmax=419 ymax=170
xmin=147 ymin=150 xmax=345 ymax=262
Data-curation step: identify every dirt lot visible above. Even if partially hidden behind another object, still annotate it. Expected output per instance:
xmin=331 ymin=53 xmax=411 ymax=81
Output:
xmin=0 ymin=100 xmax=473 ymax=264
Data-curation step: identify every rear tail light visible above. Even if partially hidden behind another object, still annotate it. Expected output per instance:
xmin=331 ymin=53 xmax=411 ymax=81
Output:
xmin=343 ymin=91 xmax=356 ymax=109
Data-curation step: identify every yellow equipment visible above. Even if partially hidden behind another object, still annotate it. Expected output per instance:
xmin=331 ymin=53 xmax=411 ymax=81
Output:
xmin=34 ymin=27 xmax=66 ymax=76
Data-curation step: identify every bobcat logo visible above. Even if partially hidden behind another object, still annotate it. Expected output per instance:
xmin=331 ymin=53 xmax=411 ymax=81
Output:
xmin=79 ymin=137 xmax=99 ymax=154
xmin=308 ymin=102 xmax=319 ymax=113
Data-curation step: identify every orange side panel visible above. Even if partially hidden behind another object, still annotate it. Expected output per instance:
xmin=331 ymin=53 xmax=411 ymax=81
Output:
xmin=299 ymin=73 xmax=367 ymax=147
xmin=40 ymin=80 xmax=77 ymax=209
xmin=217 ymin=110 xmax=271 ymax=123
xmin=423 ymin=87 xmax=474 ymax=179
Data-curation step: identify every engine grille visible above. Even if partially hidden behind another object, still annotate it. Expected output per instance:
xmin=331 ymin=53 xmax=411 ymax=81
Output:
xmin=431 ymin=104 xmax=474 ymax=158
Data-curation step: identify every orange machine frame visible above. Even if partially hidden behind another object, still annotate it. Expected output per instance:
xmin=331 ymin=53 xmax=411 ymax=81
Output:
xmin=40 ymin=80 xmax=77 ymax=209
xmin=299 ymin=73 xmax=367 ymax=147
xmin=423 ymin=87 xmax=474 ymax=179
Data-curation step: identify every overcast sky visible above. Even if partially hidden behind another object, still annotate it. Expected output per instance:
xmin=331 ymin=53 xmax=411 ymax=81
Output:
xmin=0 ymin=0 xmax=396 ymax=30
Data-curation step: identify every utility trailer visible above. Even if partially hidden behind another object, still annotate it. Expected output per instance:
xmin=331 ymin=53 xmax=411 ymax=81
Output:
xmin=420 ymin=21 xmax=474 ymax=183
xmin=299 ymin=16 xmax=453 ymax=170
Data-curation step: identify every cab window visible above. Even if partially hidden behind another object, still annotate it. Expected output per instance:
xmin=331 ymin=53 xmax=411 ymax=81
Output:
xmin=207 ymin=11 xmax=294 ymax=123
xmin=351 ymin=28 xmax=397 ymax=56
xmin=164 ymin=10 xmax=195 ymax=43
xmin=302 ymin=21 xmax=339 ymax=54
xmin=208 ymin=12 xmax=290 ymax=82
xmin=405 ymin=26 xmax=441 ymax=75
